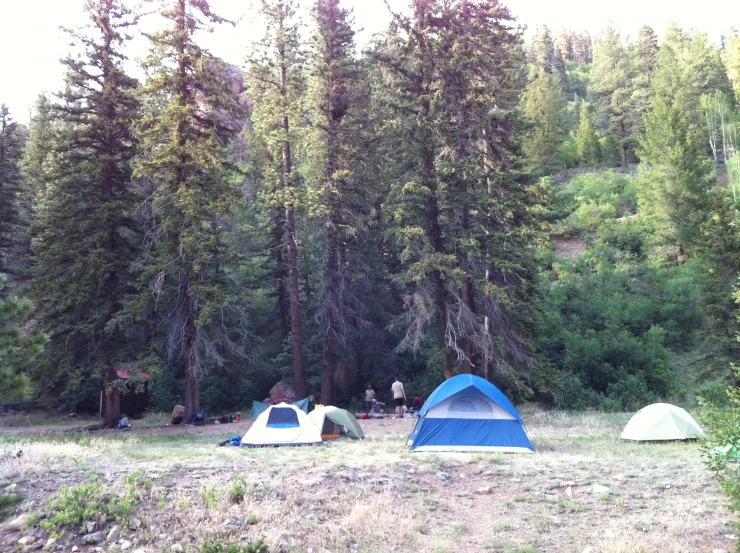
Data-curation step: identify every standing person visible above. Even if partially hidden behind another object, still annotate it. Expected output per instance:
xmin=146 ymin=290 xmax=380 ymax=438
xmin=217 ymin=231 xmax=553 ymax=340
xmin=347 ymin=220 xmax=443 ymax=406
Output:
xmin=364 ymin=384 xmax=376 ymax=413
xmin=391 ymin=377 xmax=406 ymax=418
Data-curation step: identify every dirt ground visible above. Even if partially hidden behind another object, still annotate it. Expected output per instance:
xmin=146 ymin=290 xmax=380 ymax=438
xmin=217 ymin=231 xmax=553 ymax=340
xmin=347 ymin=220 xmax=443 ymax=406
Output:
xmin=0 ymin=410 xmax=737 ymax=553
xmin=551 ymin=235 xmax=587 ymax=261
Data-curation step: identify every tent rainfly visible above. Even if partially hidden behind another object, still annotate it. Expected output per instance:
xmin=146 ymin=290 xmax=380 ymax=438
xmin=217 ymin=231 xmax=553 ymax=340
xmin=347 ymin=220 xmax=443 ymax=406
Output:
xmin=240 ymin=403 xmax=323 ymax=447
xmin=408 ymin=374 xmax=534 ymax=453
xmin=308 ymin=406 xmax=365 ymax=439
xmin=620 ymin=403 xmax=705 ymax=442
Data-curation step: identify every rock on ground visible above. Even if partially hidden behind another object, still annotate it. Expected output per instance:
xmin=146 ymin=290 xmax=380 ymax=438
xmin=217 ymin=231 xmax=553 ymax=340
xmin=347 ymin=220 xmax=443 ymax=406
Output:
xmin=107 ymin=525 xmax=121 ymax=542
xmin=83 ymin=531 xmax=103 ymax=544
xmin=5 ymin=514 xmax=27 ymax=530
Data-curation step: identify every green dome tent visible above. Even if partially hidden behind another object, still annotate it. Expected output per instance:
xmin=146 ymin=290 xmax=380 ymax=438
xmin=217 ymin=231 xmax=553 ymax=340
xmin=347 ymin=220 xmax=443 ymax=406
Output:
xmin=308 ymin=406 xmax=364 ymax=439
xmin=620 ymin=403 xmax=705 ymax=442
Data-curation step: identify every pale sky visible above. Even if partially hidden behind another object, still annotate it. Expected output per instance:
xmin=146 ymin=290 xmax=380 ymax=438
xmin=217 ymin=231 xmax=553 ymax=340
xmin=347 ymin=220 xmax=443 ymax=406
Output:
xmin=1 ymin=0 xmax=737 ymax=124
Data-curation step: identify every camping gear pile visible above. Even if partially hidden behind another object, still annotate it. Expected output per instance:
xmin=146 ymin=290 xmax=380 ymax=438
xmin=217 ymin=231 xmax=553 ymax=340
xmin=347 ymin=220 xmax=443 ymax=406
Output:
xmin=171 ymin=404 xmax=240 ymax=426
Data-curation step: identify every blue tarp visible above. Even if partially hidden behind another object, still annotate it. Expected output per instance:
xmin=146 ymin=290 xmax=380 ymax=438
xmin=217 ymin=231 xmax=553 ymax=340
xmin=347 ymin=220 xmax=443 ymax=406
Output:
xmin=218 ymin=435 xmax=242 ymax=446
xmin=409 ymin=374 xmax=534 ymax=453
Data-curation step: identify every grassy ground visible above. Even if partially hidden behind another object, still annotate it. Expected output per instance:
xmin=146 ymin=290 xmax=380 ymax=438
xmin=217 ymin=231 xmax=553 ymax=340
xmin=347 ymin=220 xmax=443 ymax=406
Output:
xmin=0 ymin=408 xmax=736 ymax=553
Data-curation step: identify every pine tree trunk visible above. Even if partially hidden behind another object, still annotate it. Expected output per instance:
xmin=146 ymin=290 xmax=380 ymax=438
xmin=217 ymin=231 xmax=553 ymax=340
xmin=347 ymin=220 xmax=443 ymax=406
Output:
xmin=342 ymin=361 xmax=351 ymax=399
xmin=484 ymin=313 xmax=493 ymax=381
xmin=460 ymin=176 xmax=477 ymax=374
xmin=484 ymin=266 xmax=494 ymax=381
xmin=620 ymin=119 xmax=628 ymax=172
xmin=322 ymin=220 xmax=338 ymax=405
xmin=415 ymin=7 xmax=454 ymax=380
xmin=286 ymin=206 xmax=306 ymax=398
xmin=277 ymin=20 xmax=306 ymax=399
xmin=322 ymin=326 xmax=336 ymax=405
xmin=103 ymin=365 xmax=120 ymax=428
xmin=271 ymin=207 xmax=290 ymax=335
xmin=179 ymin=271 xmax=199 ymax=421
xmin=426 ymin=170 xmax=453 ymax=379
xmin=321 ymin=75 xmax=339 ymax=406
xmin=462 ymin=275 xmax=477 ymax=375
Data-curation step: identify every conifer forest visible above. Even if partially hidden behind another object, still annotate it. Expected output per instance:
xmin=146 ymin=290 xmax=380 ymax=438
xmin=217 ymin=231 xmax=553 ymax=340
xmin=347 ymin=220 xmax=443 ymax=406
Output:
xmin=3 ymin=0 xmax=740 ymax=427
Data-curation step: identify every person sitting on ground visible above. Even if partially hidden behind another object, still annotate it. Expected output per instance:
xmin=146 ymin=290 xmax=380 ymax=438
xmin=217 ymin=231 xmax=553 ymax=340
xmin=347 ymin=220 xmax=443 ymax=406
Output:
xmin=412 ymin=394 xmax=424 ymax=414
xmin=371 ymin=399 xmax=386 ymax=413
xmin=391 ymin=376 xmax=406 ymax=418
xmin=364 ymin=384 xmax=376 ymax=413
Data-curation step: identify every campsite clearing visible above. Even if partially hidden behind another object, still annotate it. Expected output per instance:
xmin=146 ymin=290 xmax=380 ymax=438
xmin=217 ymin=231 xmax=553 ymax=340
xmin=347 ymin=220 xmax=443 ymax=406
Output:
xmin=0 ymin=409 xmax=735 ymax=553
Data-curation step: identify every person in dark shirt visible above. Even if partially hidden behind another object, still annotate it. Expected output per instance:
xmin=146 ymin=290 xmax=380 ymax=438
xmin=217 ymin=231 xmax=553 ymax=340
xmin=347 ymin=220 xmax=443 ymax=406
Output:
xmin=412 ymin=394 xmax=424 ymax=416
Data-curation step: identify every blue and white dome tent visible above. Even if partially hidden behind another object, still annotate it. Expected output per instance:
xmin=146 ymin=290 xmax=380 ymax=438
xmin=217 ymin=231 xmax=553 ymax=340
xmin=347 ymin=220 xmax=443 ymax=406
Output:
xmin=408 ymin=374 xmax=535 ymax=453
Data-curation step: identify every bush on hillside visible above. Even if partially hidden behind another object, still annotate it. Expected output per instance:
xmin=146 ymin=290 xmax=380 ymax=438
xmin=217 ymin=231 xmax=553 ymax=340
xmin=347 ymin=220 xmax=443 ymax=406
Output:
xmin=699 ymin=364 xmax=740 ymax=544
xmin=543 ymin=258 xmax=703 ymax=410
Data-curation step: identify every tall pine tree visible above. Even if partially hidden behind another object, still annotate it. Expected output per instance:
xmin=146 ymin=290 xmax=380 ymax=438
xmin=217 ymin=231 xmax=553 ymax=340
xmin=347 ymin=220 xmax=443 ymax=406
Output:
xmin=0 ymin=105 xmax=25 ymax=274
xmin=377 ymin=0 xmax=540 ymax=384
xmin=637 ymin=94 xmax=714 ymax=260
xmin=132 ymin=0 xmax=247 ymax=419
xmin=0 ymin=275 xmax=46 ymax=403
xmin=29 ymin=0 xmax=140 ymax=424
xmin=306 ymin=0 xmax=360 ymax=405
xmin=521 ymin=68 xmax=566 ymax=175
xmin=591 ymin=27 xmax=633 ymax=171
xmin=576 ymin=101 xmax=601 ymax=165
xmin=246 ymin=0 xmax=308 ymax=398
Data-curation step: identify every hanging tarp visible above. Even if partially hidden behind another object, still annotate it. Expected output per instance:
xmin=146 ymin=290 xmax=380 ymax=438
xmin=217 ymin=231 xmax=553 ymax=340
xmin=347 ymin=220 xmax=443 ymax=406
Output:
xmin=248 ymin=400 xmax=269 ymax=421
xmin=293 ymin=397 xmax=310 ymax=413
xmin=249 ymin=397 xmax=309 ymax=421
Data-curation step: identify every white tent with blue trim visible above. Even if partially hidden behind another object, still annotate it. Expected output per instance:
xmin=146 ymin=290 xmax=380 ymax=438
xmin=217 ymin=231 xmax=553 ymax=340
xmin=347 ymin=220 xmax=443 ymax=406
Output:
xmin=408 ymin=374 xmax=534 ymax=453
xmin=240 ymin=403 xmax=322 ymax=447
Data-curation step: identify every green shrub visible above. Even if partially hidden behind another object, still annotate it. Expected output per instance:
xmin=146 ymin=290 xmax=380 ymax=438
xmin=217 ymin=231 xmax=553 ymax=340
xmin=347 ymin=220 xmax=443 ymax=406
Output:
xmin=697 ymin=380 xmax=734 ymax=407
xmin=542 ymin=255 xmax=706 ymax=410
xmin=228 ymin=477 xmax=246 ymax=504
xmin=699 ymin=364 xmax=740 ymax=546
xmin=559 ymin=134 xmax=580 ymax=169
xmin=603 ymin=373 xmax=656 ymax=411
xmin=199 ymin=485 xmax=219 ymax=510
xmin=41 ymin=475 xmax=137 ymax=535
xmin=561 ymin=373 xmax=600 ymax=410
xmin=0 ymin=492 xmax=23 ymax=522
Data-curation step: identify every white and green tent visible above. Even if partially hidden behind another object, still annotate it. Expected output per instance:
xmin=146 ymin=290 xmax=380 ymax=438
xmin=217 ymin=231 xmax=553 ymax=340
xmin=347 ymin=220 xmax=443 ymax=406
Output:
xmin=620 ymin=403 xmax=705 ymax=442
xmin=308 ymin=406 xmax=364 ymax=439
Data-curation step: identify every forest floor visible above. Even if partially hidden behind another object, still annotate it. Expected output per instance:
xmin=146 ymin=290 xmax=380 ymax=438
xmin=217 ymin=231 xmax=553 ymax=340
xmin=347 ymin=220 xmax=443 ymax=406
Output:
xmin=0 ymin=409 xmax=737 ymax=553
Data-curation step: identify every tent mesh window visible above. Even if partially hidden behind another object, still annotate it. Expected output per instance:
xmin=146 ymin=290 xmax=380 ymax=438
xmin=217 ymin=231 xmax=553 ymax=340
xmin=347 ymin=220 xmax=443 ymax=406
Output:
xmin=450 ymin=398 xmax=492 ymax=413
xmin=321 ymin=419 xmax=341 ymax=435
xmin=266 ymin=408 xmax=300 ymax=428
